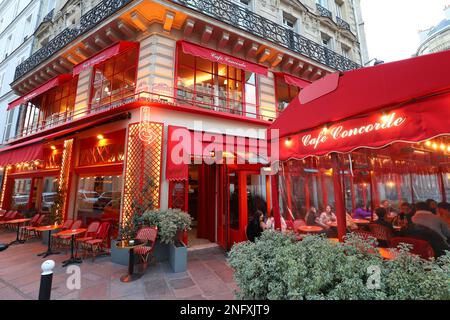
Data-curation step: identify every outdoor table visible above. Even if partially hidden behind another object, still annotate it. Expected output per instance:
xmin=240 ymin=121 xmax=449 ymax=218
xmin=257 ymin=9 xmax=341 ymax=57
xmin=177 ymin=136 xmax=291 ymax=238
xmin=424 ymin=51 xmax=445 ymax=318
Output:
xmin=328 ymin=222 xmax=338 ymax=228
xmin=36 ymin=225 xmax=62 ymax=258
xmin=352 ymin=219 xmax=370 ymax=225
xmin=298 ymin=226 xmax=323 ymax=234
xmin=6 ymin=219 xmax=31 ymax=245
xmin=57 ymin=228 xmax=87 ymax=267
xmin=378 ymin=248 xmax=399 ymax=260
xmin=116 ymin=239 xmax=145 ymax=283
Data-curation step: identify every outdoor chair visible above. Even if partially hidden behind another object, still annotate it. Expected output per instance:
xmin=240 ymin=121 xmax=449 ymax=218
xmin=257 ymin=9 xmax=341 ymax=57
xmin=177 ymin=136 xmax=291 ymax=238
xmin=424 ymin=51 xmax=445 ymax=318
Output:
xmin=20 ymin=214 xmax=41 ymax=240
xmin=76 ymin=221 xmax=101 ymax=250
xmin=134 ymin=226 xmax=158 ymax=270
xmin=29 ymin=214 xmax=49 ymax=239
xmin=57 ymin=220 xmax=83 ymax=252
xmin=1 ymin=212 xmax=19 ymax=230
xmin=51 ymin=219 xmax=74 ymax=247
xmin=389 ymin=237 xmax=435 ymax=260
xmin=83 ymin=222 xmax=111 ymax=262
xmin=369 ymin=224 xmax=394 ymax=247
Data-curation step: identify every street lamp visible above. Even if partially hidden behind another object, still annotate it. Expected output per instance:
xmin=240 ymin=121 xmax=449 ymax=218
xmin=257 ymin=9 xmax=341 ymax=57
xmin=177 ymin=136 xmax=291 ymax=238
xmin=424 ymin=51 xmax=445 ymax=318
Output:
xmin=364 ymin=58 xmax=385 ymax=66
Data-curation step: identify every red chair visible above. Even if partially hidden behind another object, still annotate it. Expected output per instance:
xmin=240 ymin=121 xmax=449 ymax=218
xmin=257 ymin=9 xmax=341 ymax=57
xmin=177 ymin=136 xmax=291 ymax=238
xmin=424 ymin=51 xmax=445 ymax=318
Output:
xmin=20 ymin=214 xmax=41 ymax=239
xmin=389 ymin=237 xmax=435 ymax=260
xmin=51 ymin=219 xmax=74 ymax=246
xmin=83 ymin=222 xmax=111 ymax=261
xmin=76 ymin=221 xmax=101 ymax=248
xmin=2 ymin=211 xmax=19 ymax=230
xmin=57 ymin=220 xmax=83 ymax=251
xmin=285 ymin=220 xmax=295 ymax=231
xmin=134 ymin=227 xmax=158 ymax=269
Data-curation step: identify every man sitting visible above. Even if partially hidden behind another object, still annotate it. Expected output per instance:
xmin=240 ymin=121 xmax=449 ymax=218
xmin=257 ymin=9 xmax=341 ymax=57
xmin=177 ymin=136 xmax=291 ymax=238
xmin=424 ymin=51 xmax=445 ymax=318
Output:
xmin=412 ymin=202 xmax=450 ymax=242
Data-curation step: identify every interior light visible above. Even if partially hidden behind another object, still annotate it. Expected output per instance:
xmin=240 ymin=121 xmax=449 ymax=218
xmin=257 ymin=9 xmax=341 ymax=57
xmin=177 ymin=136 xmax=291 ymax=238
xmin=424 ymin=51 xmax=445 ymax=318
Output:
xmin=447 ymin=146 xmax=450 ymax=153
xmin=425 ymin=141 xmax=432 ymax=147
xmin=432 ymin=143 xmax=438 ymax=150
xmin=97 ymin=134 xmax=105 ymax=140
xmin=34 ymin=161 xmax=40 ymax=166
xmin=381 ymin=113 xmax=390 ymax=123
xmin=51 ymin=145 xmax=57 ymax=150
xmin=285 ymin=137 xmax=293 ymax=147
xmin=440 ymin=144 xmax=446 ymax=151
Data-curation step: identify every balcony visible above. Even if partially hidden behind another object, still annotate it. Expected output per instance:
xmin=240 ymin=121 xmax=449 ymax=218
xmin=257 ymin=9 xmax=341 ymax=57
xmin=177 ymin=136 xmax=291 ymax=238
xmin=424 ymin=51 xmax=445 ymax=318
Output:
xmin=316 ymin=3 xmax=332 ymax=20
xmin=42 ymin=9 xmax=54 ymax=24
xmin=14 ymin=0 xmax=134 ymax=81
xmin=172 ymin=0 xmax=360 ymax=71
xmin=337 ymin=17 xmax=351 ymax=32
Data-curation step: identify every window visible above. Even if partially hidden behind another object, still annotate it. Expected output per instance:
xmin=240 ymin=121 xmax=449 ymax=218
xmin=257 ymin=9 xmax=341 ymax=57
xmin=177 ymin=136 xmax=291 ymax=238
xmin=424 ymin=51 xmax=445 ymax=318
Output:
xmin=237 ymin=0 xmax=251 ymax=7
xmin=317 ymin=0 xmax=328 ymax=9
xmin=23 ymin=15 xmax=33 ymax=41
xmin=75 ymin=175 xmax=123 ymax=230
xmin=12 ymin=179 xmax=32 ymax=210
xmin=89 ymin=47 xmax=138 ymax=110
xmin=335 ymin=2 xmax=343 ymax=18
xmin=177 ymin=50 xmax=259 ymax=118
xmin=0 ymin=73 xmax=4 ymax=92
xmin=321 ymin=33 xmax=333 ymax=50
xmin=47 ymin=0 xmax=56 ymax=13
xmin=3 ymin=108 xmax=16 ymax=142
xmin=4 ymin=35 xmax=13 ymax=59
xmin=275 ymin=76 xmax=300 ymax=114
xmin=21 ymin=77 xmax=78 ymax=135
xmin=282 ymin=12 xmax=297 ymax=30
xmin=341 ymin=44 xmax=351 ymax=59
xmin=41 ymin=177 xmax=59 ymax=213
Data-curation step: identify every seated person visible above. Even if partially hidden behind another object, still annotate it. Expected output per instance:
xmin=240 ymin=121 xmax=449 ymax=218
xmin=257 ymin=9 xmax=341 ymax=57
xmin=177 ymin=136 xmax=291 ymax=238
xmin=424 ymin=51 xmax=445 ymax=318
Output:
xmin=426 ymin=199 xmax=438 ymax=215
xmin=437 ymin=202 xmax=450 ymax=227
xmin=317 ymin=205 xmax=337 ymax=229
xmin=392 ymin=202 xmax=413 ymax=229
xmin=305 ymin=207 xmax=320 ymax=227
xmin=374 ymin=207 xmax=394 ymax=231
xmin=346 ymin=213 xmax=358 ymax=231
xmin=399 ymin=223 xmax=450 ymax=257
xmin=412 ymin=202 xmax=450 ymax=242
xmin=246 ymin=210 xmax=269 ymax=242
xmin=354 ymin=203 xmax=372 ymax=220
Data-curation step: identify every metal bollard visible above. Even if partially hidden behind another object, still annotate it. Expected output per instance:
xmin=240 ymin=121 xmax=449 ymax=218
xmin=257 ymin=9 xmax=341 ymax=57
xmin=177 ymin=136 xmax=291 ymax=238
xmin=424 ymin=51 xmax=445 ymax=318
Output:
xmin=38 ymin=260 xmax=55 ymax=300
xmin=0 ymin=243 xmax=8 ymax=252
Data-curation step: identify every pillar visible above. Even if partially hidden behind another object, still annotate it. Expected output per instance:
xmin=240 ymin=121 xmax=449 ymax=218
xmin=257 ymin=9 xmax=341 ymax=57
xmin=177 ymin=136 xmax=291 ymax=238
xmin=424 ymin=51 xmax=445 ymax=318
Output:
xmin=331 ymin=153 xmax=346 ymax=242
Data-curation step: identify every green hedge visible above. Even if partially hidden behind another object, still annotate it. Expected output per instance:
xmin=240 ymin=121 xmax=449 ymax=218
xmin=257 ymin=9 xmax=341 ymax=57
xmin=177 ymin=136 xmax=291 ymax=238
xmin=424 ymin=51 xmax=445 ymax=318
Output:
xmin=228 ymin=232 xmax=450 ymax=300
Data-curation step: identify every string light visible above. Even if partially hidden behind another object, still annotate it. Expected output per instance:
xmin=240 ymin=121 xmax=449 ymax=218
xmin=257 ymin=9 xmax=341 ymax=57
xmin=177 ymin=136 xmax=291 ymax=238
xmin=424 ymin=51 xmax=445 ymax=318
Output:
xmin=285 ymin=137 xmax=293 ymax=147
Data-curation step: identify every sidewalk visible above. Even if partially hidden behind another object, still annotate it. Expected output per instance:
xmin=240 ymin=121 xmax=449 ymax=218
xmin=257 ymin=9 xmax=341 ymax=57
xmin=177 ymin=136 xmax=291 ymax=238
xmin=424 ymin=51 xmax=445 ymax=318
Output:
xmin=0 ymin=232 xmax=237 ymax=300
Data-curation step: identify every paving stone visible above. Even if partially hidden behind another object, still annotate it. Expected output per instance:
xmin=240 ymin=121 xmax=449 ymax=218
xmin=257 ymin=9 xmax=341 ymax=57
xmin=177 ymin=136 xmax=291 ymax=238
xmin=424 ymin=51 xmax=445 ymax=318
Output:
xmin=168 ymin=277 xmax=196 ymax=290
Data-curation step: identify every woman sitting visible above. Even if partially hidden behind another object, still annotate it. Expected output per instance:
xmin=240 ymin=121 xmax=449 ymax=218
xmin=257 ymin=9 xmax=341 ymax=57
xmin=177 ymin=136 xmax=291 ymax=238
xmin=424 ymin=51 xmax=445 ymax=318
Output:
xmin=246 ymin=210 xmax=269 ymax=242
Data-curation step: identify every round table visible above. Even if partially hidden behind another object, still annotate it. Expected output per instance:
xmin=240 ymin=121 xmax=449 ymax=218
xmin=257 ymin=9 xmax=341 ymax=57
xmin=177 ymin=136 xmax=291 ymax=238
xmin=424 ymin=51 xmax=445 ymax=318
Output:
xmin=378 ymin=248 xmax=399 ymax=260
xmin=328 ymin=222 xmax=338 ymax=228
xmin=352 ymin=219 xmax=371 ymax=225
xmin=116 ymin=240 xmax=145 ymax=283
xmin=36 ymin=225 xmax=62 ymax=258
xmin=57 ymin=229 xmax=87 ymax=267
xmin=7 ymin=219 xmax=31 ymax=245
xmin=298 ymin=226 xmax=324 ymax=234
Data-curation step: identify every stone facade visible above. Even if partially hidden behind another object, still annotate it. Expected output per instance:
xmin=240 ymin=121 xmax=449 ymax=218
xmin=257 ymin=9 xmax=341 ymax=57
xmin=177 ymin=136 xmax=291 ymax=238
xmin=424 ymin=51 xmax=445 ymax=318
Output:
xmin=417 ymin=5 xmax=450 ymax=56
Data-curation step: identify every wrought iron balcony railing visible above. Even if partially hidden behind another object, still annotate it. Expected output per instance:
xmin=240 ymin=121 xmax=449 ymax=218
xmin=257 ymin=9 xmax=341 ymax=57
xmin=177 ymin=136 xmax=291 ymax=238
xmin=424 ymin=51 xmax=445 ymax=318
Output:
xmin=172 ymin=0 xmax=360 ymax=71
xmin=337 ymin=16 xmax=351 ymax=32
xmin=14 ymin=0 xmax=133 ymax=81
xmin=316 ymin=3 xmax=332 ymax=20
xmin=42 ymin=9 xmax=54 ymax=24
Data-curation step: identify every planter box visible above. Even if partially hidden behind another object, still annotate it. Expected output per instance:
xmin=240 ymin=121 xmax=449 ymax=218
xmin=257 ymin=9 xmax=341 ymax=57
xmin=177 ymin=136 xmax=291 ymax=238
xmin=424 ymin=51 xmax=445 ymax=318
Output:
xmin=169 ymin=242 xmax=188 ymax=273
xmin=110 ymin=240 xmax=131 ymax=266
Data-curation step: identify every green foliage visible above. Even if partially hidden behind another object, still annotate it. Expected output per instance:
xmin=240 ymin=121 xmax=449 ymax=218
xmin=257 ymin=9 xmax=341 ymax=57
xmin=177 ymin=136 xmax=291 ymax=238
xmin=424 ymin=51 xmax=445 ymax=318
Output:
xmin=228 ymin=231 xmax=450 ymax=300
xmin=137 ymin=209 xmax=192 ymax=245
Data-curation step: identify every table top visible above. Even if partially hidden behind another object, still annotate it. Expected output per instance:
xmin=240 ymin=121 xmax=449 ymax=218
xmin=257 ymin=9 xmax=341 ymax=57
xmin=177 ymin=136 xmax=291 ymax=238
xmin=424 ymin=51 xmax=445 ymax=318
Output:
xmin=352 ymin=219 xmax=371 ymax=225
xmin=57 ymin=228 xmax=87 ymax=237
xmin=4 ymin=218 xmax=31 ymax=225
xmin=116 ymin=239 xmax=145 ymax=250
xmin=298 ymin=226 xmax=324 ymax=233
xmin=328 ymin=222 xmax=338 ymax=227
xmin=378 ymin=248 xmax=399 ymax=260
xmin=35 ymin=225 xmax=62 ymax=232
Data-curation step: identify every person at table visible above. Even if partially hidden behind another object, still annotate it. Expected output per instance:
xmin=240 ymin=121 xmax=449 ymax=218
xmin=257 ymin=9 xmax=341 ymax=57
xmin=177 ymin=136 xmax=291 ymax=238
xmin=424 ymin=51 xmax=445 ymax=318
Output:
xmin=374 ymin=208 xmax=394 ymax=231
xmin=246 ymin=210 xmax=269 ymax=242
xmin=392 ymin=202 xmax=413 ymax=229
xmin=317 ymin=205 xmax=337 ymax=229
xmin=305 ymin=207 xmax=320 ymax=227
xmin=346 ymin=213 xmax=358 ymax=231
xmin=353 ymin=203 xmax=372 ymax=220
xmin=412 ymin=202 xmax=450 ymax=241
xmin=400 ymin=223 xmax=450 ymax=257
xmin=437 ymin=202 xmax=450 ymax=226
xmin=426 ymin=199 xmax=438 ymax=215
xmin=380 ymin=199 xmax=397 ymax=219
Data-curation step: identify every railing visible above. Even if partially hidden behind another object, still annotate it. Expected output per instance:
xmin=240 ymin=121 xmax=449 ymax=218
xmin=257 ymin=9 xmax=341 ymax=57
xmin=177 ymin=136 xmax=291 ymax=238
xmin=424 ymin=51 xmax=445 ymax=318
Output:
xmin=8 ymin=87 xmax=276 ymax=142
xmin=172 ymin=0 xmax=360 ymax=71
xmin=316 ymin=3 xmax=332 ymax=20
xmin=337 ymin=17 xmax=351 ymax=32
xmin=14 ymin=0 xmax=133 ymax=81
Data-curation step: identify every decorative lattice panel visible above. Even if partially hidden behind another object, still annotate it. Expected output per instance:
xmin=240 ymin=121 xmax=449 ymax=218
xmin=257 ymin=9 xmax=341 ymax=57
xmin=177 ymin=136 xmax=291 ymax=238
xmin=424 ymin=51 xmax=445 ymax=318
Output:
xmin=58 ymin=139 xmax=74 ymax=222
xmin=0 ymin=168 xmax=10 ymax=209
xmin=120 ymin=122 xmax=163 ymax=238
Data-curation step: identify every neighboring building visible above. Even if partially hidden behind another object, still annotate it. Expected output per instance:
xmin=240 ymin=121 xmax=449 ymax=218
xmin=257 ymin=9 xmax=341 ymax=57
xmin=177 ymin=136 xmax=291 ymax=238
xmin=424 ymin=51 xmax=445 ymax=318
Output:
xmin=0 ymin=0 xmax=366 ymax=250
xmin=417 ymin=5 xmax=450 ymax=56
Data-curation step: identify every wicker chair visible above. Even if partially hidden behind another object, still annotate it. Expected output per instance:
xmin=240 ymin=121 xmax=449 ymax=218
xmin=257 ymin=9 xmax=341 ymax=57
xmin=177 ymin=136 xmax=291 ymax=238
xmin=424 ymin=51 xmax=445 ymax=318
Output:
xmin=389 ymin=237 xmax=435 ymax=260
xmin=134 ymin=227 xmax=158 ymax=270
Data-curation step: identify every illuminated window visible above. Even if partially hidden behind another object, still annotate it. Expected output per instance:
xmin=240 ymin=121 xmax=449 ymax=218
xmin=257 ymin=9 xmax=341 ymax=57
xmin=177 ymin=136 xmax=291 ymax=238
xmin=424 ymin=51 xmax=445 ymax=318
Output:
xmin=275 ymin=75 xmax=300 ymax=114
xmin=177 ymin=50 xmax=259 ymax=118
xmin=12 ymin=179 xmax=32 ymax=210
xmin=41 ymin=177 xmax=59 ymax=214
xmin=89 ymin=47 xmax=138 ymax=110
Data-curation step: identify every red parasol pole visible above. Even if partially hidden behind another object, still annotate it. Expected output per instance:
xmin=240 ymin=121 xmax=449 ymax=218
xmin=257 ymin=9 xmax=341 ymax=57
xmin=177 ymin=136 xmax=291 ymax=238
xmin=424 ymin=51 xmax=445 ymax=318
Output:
xmin=331 ymin=153 xmax=347 ymax=242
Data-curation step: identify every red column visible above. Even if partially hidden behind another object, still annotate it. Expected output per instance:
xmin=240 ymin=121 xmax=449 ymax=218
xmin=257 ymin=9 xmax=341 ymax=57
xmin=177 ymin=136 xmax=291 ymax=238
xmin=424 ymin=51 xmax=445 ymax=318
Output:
xmin=271 ymin=175 xmax=281 ymax=230
xmin=332 ymin=154 xmax=347 ymax=242
xmin=438 ymin=171 xmax=446 ymax=202
xmin=285 ymin=174 xmax=293 ymax=217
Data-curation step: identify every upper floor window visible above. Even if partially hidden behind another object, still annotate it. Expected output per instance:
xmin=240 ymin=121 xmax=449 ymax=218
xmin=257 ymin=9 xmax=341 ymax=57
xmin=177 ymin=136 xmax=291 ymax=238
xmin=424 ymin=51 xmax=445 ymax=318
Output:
xmin=89 ymin=47 xmax=139 ymax=110
xmin=335 ymin=2 xmax=344 ymax=18
xmin=321 ymin=33 xmax=333 ymax=50
xmin=317 ymin=0 xmax=329 ymax=9
xmin=21 ymin=77 xmax=78 ymax=136
xmin=282 ymin=12 xmax=297 ymax=30
xmin=0 ymin=73 xmax=4 ymax=92
xmin=176 ymin=50 xmax=259 ymax=119
xmin=237 ymin=0 xmax=251 ymax=8
xmin=275 ymin=75 xmax=300 ymax=114
xmin=341 ymin=44 xmax=351 ymax=59
xmin=23 ymin=15 xmax=33 ymax=41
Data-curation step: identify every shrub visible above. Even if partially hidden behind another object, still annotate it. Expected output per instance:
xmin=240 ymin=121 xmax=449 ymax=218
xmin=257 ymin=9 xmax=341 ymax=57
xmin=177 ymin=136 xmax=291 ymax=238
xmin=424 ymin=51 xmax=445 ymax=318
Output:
xmin=228 ymin=231 xmax=450 ymax=300
xmin=137 ymin=209 xmax=192 ymax=245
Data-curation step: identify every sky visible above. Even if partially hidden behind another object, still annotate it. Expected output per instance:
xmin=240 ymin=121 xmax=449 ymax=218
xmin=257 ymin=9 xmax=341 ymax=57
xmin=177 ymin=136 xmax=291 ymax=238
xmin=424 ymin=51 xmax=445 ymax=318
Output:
xmin=361 ymin=0 xmax=449 ymax=63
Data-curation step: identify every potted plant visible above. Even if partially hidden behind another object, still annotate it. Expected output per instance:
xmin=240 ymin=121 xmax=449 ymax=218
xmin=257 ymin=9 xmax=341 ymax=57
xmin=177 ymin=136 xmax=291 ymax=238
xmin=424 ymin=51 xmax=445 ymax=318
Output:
xmin=138 ymin=209 xmax=192 ymax=273
xmin=42 ymin=189 xmax=64 ymax=245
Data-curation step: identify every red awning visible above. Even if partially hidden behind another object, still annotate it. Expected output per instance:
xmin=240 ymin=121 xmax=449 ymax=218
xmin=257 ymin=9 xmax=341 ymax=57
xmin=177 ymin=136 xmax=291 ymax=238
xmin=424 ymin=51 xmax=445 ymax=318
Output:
xmin=269 ymin=50 xmax=450 ymax=161
xmin=0 ymin=143 xmax=44 ymax=167
xmin=7 ymin=74 xmax=73 ymax=111
xmin=73 ymin=41 xmax=139 ymax=75
xmin=279 ymin=73 xmax=311 ymax=89
xmin=180 ymin=41 xmax=268 ymax=76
